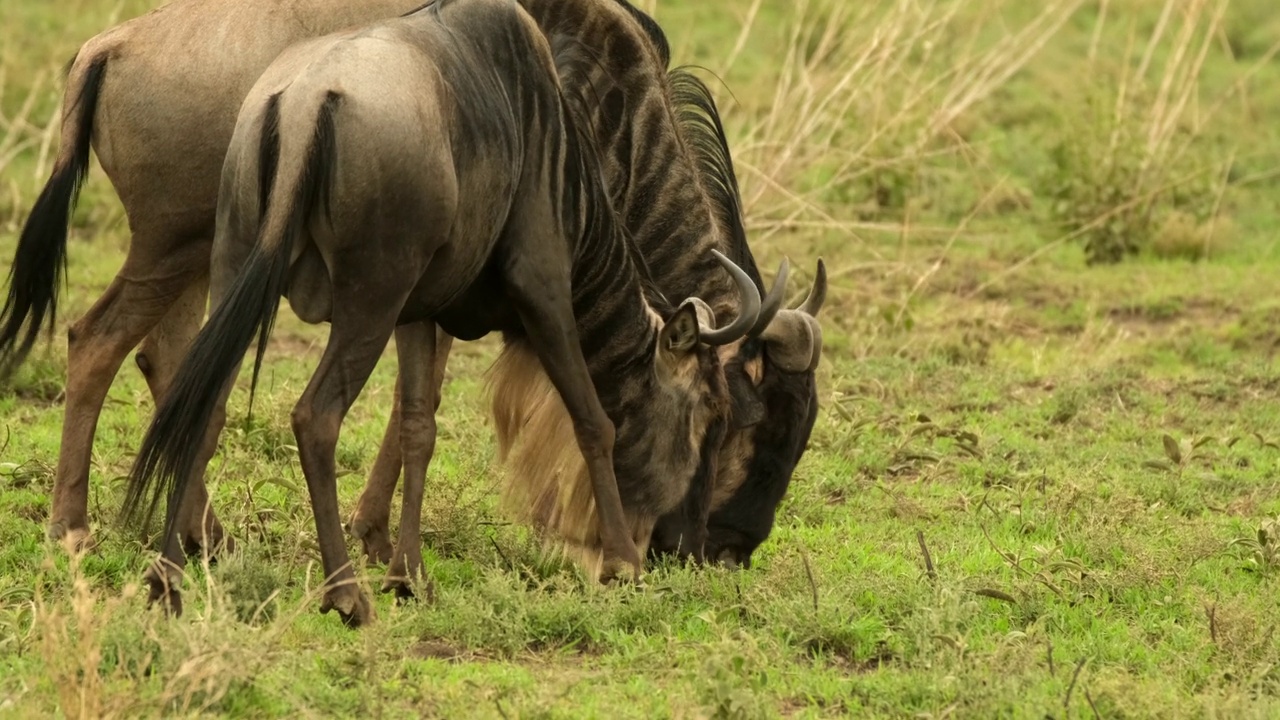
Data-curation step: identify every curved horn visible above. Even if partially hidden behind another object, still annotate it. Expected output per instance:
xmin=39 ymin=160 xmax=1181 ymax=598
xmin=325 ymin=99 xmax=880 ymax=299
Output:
xmin=749 ymin=258 xmax=790 ymax=337
xmin=797 ymin=258 xmax=827 ymax=317
xmin=699 ymin=249 xmax=761 ymax=346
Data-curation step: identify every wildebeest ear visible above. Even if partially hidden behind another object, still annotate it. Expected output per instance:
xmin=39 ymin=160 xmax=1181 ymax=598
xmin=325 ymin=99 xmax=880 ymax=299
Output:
xmin=660 ymin=302 xmax=701 ymax=355
xmin=761 ymin=312 xmax=822 ymax=372
xmin=728 ymin=367 xmax=765 ymax=428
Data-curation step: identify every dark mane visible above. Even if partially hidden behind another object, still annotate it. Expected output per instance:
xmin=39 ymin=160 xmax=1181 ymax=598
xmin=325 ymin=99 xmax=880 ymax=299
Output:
xmin=667 ymin=68 xmax=761 ymax=288
xmin=609 ymin=0 xmax=671 ymax=68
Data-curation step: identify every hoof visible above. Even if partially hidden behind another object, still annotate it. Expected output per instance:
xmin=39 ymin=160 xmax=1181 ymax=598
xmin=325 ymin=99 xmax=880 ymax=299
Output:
xmin=348 ymin=515 xmax=394 ymax=565
xmin=381 ymin=569 xmax=434 ymax=604
xmin=49 ymin=524 xmax=97 ymax=554
xmin=182 ymin=527 xmax=236 ymax=562
xmin=320 ymin=586 xmax=374 ymax=628
xmin=383 ymin=548 xmax=433 ymax=603
xmin=599 ymin=556 xmax=643 ymax=586
xmin=380 ymin=577 xmax=436 ymax=604
xmin=144 ymin=564 xmax=184 ymax=618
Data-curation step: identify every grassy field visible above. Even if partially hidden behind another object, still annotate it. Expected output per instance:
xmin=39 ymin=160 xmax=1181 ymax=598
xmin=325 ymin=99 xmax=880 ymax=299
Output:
xmin=3 ymin=0 xmax=1280 ymax=716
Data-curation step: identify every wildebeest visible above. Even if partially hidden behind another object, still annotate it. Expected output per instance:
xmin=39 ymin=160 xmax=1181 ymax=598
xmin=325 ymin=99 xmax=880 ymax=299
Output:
xmin=1 ymin=0 xmax=824 ymax=574
xmin=120 ymin=0 xmax=762 ymax=627
xmin=491 ymin=0 xmax=827 ymax=567
xmin=340 ymin=0 xmax=819 ymax=576
xmin=349 ymin=0 xmax=827 ymax=572
xmin=1 ymin=0 xmax=431 ymax=556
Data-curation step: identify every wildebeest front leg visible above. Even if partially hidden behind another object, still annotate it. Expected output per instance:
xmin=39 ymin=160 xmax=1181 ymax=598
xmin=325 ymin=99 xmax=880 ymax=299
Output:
xmin=505 ymin=262 xmax=642 ymax=583
xmin=350 ymin=325 xmax=452 ymax=565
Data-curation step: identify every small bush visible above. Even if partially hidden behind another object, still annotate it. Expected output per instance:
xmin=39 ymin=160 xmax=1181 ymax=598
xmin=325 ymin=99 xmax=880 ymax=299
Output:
xmin=1043 ymin=0 xmax=1232 ymax=264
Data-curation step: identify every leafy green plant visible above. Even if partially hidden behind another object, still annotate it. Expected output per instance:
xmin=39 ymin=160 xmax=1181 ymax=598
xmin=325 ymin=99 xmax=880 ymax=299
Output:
xmin=702 ymin=647 xmax=771 ymax=720
xmin=1044 ymin=0 xmax=1232 ymax=264
xmin=1142 ymin=433 xmax=1218 ymax=476
xmin=1228 ymin=516 xmax=1280 ymax=574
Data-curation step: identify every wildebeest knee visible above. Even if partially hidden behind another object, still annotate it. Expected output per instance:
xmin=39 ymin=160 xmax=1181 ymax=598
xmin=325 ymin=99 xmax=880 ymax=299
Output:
xmin=290 ymin=404 xmax=311 ymax=435
xmin=398 ymin=408 xmax=437 ymax=457
xmin=290 ymin=403 xmax=338 ymax=446
xmin=571 ymin=414 xmax=616 ymax=459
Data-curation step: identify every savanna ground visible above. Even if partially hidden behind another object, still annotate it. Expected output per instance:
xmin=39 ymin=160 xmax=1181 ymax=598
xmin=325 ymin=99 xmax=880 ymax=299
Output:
xmin=2 ymin=0 xmax=1279 ymax=716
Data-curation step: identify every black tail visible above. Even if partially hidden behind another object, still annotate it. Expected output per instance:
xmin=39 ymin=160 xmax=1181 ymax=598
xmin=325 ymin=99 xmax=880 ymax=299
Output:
xmin=0 ymin=55 xmax=107 ymax=378
xmin=120 ymin=91 xmax=340 ymax=543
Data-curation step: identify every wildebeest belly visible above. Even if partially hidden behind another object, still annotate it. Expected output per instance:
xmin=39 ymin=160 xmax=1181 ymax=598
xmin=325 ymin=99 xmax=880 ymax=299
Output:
xmin=400 ymin=260 xmax=520 ymax=341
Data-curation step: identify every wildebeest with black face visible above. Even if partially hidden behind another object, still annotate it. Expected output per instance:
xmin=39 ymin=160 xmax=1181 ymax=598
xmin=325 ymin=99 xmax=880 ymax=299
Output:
xmin=476 ymin=0 xmax=828 ymax=568
xmin=119 ymin=0 xmax=762 ymax=627
xmin=692 ymin=277 xmax=825 ymax=569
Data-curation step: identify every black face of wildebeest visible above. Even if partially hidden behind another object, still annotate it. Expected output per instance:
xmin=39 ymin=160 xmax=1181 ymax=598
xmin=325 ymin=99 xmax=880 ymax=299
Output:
xmin=704 ymin=346 xmax=820 ymax=569
xmin=650 ymin=253 xmax=825 ymax=567
xmin=649 ymin=338 xmax=820 ymax=568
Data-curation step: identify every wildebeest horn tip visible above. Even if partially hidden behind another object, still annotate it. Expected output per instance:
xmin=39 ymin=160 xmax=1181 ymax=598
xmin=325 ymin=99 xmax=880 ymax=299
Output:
xmin=798 ymin=258 xmax=827 ymax=317
xmin=750 ymin=257 xmax=790 ymax=337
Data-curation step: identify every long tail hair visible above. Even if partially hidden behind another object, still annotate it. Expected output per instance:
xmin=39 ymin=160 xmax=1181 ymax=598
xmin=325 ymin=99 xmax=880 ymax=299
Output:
xmin=0 ymin=55 xmax=107 ymax=378
xmin=120 ymin=91 xmax=340 ymax=543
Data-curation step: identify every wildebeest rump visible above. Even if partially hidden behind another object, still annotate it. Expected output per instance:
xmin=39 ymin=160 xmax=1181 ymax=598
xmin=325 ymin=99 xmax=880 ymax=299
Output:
xmin=119 ymin=0 xmax=762 ymax=626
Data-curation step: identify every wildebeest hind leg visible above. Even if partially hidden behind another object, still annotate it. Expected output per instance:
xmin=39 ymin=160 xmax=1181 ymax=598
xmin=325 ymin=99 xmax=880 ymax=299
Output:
xmin=141 ymin=345 xmax=235 ymax=617
xmin=50 ymin=242 xmax=207 ymax=551
xmin=293 ymin=296 xmax=405 ymax=627
xmin=133 ymin=272 xmax=233 ymax=560
xmin=348 ymin=373 xmax=402 ymax=564
xmin=351 ymin=325 xmax=452 ymax=566
xmin=380 ymin=321 xmax=439 ymax=600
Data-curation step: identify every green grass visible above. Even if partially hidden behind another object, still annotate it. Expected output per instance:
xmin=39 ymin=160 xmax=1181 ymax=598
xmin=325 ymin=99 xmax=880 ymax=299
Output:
xmin=3 ymin=0 xmax=1280 ymax=716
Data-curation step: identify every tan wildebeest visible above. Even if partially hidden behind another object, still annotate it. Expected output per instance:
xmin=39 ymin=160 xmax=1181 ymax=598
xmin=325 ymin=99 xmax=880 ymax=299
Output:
xmin=1 ymin=0 xmax=432 ymax=555
xmin=120 ymin=0 xmax=763 ymax=626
